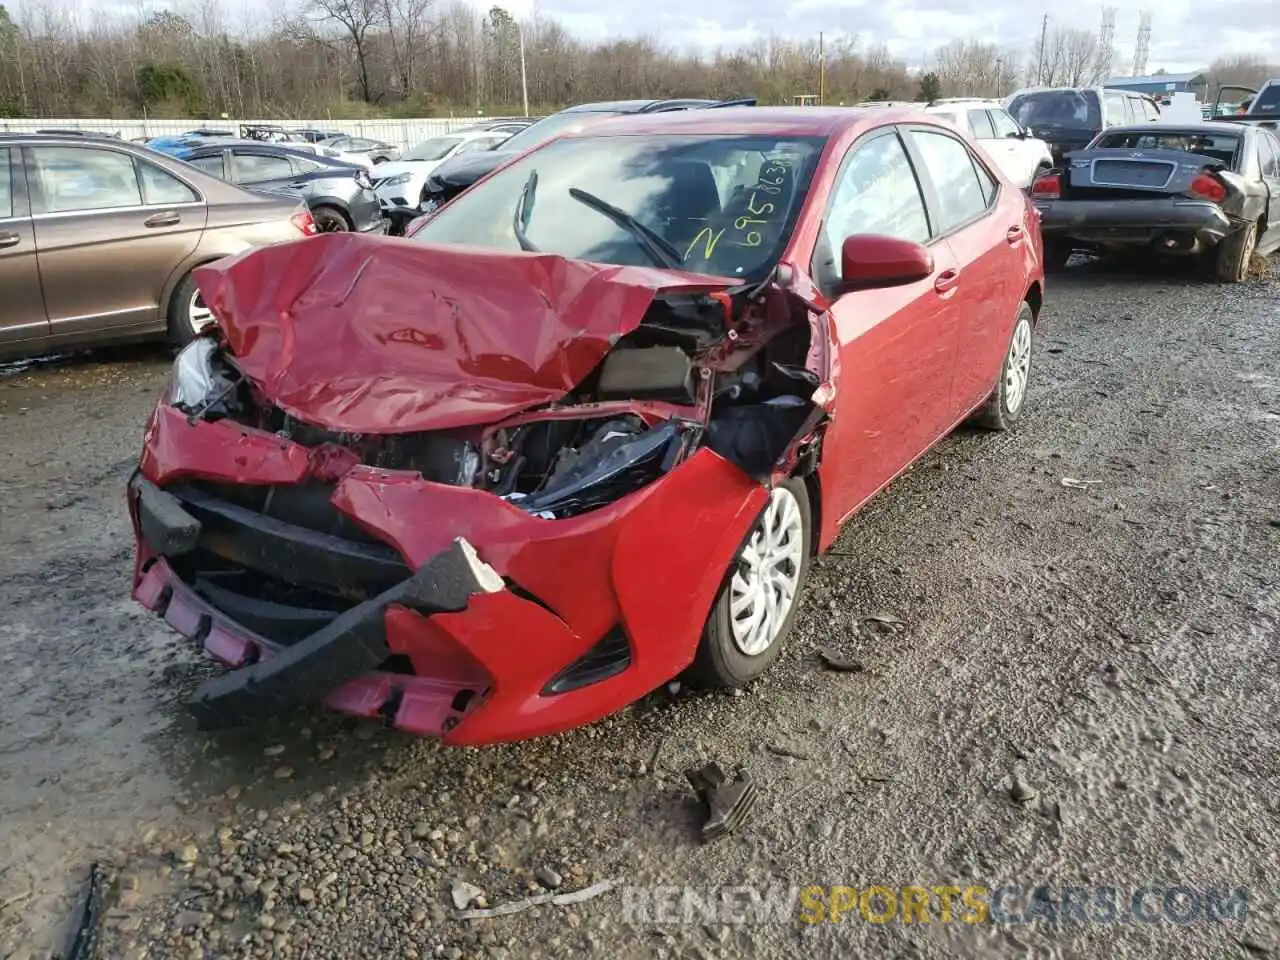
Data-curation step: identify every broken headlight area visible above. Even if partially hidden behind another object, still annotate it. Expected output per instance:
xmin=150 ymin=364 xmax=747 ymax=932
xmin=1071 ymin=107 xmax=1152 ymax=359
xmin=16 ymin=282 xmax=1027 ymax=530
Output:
xmin=166 ymin=336 xmax=246 ymax=422
xmin=175 ymin=282 xmax=826 ymax=521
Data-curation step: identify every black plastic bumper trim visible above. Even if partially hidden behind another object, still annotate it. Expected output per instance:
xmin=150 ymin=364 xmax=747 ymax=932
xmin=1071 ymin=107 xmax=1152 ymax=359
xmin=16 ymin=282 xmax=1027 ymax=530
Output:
xmin=186 ymin=538 xmax=497 ymax=730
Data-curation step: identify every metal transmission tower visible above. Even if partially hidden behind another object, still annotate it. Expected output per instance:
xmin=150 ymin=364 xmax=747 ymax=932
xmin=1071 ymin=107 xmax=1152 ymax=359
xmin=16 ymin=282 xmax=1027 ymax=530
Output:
xmin=1132 ymin=10 xmax=1152 ymax=76
xmin=1096 ymin=7 xmax=1116 ymax=80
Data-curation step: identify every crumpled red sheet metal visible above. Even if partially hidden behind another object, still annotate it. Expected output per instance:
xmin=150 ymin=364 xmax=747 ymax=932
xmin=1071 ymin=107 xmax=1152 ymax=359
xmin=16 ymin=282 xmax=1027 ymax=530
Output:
xmin=194 ymin=234 xmax=733 ymax=434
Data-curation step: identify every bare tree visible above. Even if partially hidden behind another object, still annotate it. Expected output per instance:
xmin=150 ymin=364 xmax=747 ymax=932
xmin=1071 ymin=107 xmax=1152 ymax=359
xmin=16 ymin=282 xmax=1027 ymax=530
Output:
xmin=297 ymin=0 xmax=383 ymax=103
xmin=1060 ymin=28 xmax=1098 ymax=86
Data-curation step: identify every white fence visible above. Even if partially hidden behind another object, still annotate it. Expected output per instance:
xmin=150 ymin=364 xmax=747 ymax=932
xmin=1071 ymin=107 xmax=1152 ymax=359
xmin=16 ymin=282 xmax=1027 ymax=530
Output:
xmin=0 ymin=117 xmax=492 ymax=150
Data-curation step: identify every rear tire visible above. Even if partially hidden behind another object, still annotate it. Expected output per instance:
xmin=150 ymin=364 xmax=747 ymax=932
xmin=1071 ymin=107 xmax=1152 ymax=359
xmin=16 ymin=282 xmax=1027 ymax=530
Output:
xmin=166 ymin=270 xmax=215 ymax=349
xmin=1043 ymin=238 xmax=1073 ymax=273
xmin=1214 ymin=220 xmax=1259 ymax=283
xmin=312 ymin=204 xmax=351 ymax=233
xmin=686 ymin=477 xmax=812 ymax=688
xmin=973 ymin=302 xmax=1035 ymax=432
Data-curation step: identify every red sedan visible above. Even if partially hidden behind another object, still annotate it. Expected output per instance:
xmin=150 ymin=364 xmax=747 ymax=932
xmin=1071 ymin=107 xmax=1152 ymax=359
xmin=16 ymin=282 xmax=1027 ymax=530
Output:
xmin=128 ymin=108 xmax=1046 ymax=745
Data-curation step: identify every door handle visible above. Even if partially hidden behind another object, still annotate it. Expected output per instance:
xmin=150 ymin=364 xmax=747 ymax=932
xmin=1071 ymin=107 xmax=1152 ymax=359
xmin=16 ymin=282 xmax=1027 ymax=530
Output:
xmin=934 ymin=269 xmax=960 ymax=294
xmin=144 ymin=211 xmax=180 ymax=228
xmin=0 ymin=231 xmax=19 ymax=249
xmin=1006 ymin=225 xmax=1025 ymax=244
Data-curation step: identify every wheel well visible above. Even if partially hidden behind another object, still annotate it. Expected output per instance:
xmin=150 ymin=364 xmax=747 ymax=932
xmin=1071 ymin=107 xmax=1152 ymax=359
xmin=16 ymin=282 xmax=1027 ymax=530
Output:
xmin=312 ymin=203 xmax=352 ymax=229
xmin=166 ymin=259 xmax=220 ymax=318
xmin=801 ymin=471 xmax=822 ymax=557
xmin=1024 ymin=281 xmax=1043 ymax=321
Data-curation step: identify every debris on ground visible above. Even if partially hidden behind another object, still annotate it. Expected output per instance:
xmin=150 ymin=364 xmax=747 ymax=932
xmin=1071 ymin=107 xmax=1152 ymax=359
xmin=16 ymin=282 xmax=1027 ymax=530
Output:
xmin=57 ymin=861 xmax=109 ymax=960
xmin=1010 ymin=774 xmax=1039 ymax=804
xmin=454 ymin=879 xmax=617 ymax=921
xmin=1060 ymin=477 xmax=1103 ymax=489
xmin=818 ymin=647 xmax=866 ymax=672
xmin=685 ymin=762 xmax=757 ymax=842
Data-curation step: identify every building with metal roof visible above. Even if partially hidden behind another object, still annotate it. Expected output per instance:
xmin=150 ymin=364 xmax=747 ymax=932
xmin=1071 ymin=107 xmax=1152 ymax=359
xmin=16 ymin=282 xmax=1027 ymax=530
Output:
xmin=1104 ymin=72 xmax=1207 ymax=95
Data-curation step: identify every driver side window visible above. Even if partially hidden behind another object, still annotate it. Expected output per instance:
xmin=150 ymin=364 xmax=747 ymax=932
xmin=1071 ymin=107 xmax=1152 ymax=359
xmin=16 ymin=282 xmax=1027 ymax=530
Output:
xmin=813 ymin=131 xmax=930 ymax=291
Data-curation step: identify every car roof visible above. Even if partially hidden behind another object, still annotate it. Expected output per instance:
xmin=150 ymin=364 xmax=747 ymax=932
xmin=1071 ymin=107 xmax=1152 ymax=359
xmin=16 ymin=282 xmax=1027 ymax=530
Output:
xmin=0 ymin=131 xmax=141 ymax=146
xmin=567 ymin=106 xmax=921 ymax=139
xmin=1101 ymin=121 xmax=1248 ymax=136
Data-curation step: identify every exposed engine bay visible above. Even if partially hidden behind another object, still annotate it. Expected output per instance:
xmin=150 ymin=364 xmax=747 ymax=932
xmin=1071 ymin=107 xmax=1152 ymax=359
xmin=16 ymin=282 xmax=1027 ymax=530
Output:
xmin=172 ymin=282 xmax=825 ymax=521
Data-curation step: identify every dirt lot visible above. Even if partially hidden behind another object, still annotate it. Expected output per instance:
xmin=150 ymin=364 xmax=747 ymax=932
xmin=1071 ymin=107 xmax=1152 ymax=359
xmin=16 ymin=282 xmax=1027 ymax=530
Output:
xmin=2 ymin=262 xmax=1279 ymax=960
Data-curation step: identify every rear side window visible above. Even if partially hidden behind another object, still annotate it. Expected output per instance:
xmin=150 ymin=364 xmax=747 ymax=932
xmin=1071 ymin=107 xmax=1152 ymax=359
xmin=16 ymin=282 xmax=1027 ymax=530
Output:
xmin=1260 ymin=134 xmax=1280 ymax=177
xmin=1104 ymin=91 xmax=1128 ymax=126
xmin=1141 ymin=99 xmax=1160 ymax=120
xmin=911 ymin=130 xmax=995 ymax=232
xmin=137 ymin=160 xmax=198 ymax=205
xmin=232 ymin=152 xmax=293 ymax=183
xmin=989 ymin=109 xmax=1021 ymax=138
xmin=290 ymin=156 xmax=326 ymax=173
xmin=967 ymin=110 xmax=996 ymax=138
xmin=0 ymin=149 xmax=11 ymax=218
xmin=30 ymin=146 xmax=142 ymax=213
xmin=188 ymin=155 xmax=225 ymax=177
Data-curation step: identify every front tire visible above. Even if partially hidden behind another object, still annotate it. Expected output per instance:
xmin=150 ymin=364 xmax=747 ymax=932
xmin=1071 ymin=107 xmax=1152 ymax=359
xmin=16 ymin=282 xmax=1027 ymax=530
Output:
xmin=687 ymin=477 xmax=812 ymax=688
xmin=166 ymin=270 xmax=215 ymax=348
xmin=1214 ymin=220 xmax=1259 ymax=283
xmin=974 ymin=301 xmax=1035 ymax=432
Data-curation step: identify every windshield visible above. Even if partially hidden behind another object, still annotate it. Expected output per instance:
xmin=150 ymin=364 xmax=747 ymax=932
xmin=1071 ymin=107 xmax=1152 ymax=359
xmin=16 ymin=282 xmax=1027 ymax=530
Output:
xmin=497 ymin=111 xmax=618 ymax=154
xmin=1007 ymin=90 xmax=1101 ymax=129
xmin=407 ymin=137 xmax=461 ymax=161
xmin=413 ymin=134 xmax=826 ymax=280
xmin=1094 ymin=130 xmax=1242 ymax=169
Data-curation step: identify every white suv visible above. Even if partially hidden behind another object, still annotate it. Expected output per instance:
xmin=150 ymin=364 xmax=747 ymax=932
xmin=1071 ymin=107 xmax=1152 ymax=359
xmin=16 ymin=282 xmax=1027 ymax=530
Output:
xmin=925 ymin=99 xmax=1053 ymax=188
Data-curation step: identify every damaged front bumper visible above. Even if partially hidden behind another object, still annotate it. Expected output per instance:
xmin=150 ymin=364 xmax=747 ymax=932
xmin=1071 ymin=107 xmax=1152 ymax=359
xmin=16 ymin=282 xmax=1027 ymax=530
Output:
xmin=128 ymin=407 xmax=767 ymax=746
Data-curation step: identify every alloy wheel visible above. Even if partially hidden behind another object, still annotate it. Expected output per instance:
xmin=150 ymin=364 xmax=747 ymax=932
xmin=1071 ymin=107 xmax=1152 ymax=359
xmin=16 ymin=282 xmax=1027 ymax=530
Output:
xmin=729 ymin=485 xmax=805 ymax=657
xmin=1004 ymin=315 xmax=1033 ymax=415
xmin=188 ymin=289 xmax=214 ymax=335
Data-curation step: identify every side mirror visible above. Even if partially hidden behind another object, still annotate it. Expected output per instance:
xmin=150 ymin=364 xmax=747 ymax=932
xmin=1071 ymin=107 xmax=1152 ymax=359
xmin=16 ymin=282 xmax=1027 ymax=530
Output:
xmin=839 ymin=234 xmax=933 ymax=291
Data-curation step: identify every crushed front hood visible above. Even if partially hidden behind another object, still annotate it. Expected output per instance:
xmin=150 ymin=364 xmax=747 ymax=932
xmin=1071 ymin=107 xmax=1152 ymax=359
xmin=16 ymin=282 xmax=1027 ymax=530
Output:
xmin=194 ymin=233 xmax=733 ymax=434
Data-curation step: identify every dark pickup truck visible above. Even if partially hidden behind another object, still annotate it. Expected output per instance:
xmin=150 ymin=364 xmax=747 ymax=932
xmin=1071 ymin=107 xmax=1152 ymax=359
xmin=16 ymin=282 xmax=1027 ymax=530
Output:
xmin=1030 ymin=121 xmax=1280 ymax=281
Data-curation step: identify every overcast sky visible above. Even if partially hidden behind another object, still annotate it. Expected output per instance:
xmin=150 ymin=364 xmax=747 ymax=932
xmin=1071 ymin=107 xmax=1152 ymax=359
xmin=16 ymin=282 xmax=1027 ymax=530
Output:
xmin=516 ymin=0 xmax=1277 ymax=75
xmin=40 ymin=0 xmax=1280 ymax=75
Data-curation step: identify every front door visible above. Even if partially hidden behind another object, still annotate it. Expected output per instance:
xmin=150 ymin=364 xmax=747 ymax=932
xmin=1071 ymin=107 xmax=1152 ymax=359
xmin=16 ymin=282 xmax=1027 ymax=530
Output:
xmin=808 ymin=127 xmax=963 ymax=523
xmin=0 ymin=147 xmax=47 ymax=350
xmin=27 ymin=144 xmax=207 ymax=341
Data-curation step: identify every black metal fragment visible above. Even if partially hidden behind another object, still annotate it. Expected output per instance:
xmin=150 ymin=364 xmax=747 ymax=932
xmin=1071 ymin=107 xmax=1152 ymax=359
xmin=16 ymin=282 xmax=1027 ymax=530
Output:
xmin=684 ymin=762 xmax=757 ymax=842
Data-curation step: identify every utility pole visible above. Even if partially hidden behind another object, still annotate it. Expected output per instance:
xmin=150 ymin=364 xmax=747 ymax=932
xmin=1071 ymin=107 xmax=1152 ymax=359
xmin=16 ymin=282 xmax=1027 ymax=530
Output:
xmin=1036 ymin=13 xmax=1049 ymax=85
xmin=819 ymin=31 xmax=826 ymax=105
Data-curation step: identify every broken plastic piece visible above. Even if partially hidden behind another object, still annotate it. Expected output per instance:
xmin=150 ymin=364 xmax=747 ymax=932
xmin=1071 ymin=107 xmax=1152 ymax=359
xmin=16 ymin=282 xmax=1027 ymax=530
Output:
xmin=685 ymin=761 xmax=757 ymax=842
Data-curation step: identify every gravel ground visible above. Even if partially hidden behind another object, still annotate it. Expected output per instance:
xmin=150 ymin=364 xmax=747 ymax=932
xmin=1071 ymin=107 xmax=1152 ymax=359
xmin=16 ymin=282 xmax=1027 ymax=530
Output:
xmin=2 ymin=260 xmax=1279 ymax=960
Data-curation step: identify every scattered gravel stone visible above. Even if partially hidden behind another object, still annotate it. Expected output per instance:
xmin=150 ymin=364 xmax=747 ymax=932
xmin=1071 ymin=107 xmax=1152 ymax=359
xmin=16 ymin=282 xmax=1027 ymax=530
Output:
xmin=534 ymin=867 xmax=562 ymax=890
xmin=451 ymin=880 xmax=484 ymax=910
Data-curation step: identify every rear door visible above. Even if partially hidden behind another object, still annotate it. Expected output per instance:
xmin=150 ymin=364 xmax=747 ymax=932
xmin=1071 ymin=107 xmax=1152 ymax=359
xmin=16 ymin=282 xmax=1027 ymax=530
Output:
xmin=904 ymin=125 xmax=1020 ymax=419
xmin=27 ymin=144 xmax=207 ymax=339
xmin=0 ymin=146 xmax=48 ymax=348
xmin=810 ymin=126 xmax=963 ymax=520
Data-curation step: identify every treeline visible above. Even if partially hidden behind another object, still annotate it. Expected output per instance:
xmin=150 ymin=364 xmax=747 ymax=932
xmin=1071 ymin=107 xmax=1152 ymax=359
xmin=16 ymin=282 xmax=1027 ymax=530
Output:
xmin=0 ymin=1 xmax=1275 ymax=119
